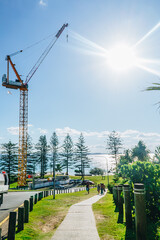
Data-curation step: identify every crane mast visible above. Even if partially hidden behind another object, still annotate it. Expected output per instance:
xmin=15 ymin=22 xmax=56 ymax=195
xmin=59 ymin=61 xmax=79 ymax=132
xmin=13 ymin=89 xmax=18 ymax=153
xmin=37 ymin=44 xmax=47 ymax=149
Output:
xmin=2 ymin=23 xmax=68 ymax=186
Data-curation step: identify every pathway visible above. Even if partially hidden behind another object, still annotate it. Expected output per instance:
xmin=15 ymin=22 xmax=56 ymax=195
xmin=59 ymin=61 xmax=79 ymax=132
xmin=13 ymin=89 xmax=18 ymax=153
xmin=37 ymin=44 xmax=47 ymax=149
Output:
xmin=51 ymin=192 xmax=106 ymax=240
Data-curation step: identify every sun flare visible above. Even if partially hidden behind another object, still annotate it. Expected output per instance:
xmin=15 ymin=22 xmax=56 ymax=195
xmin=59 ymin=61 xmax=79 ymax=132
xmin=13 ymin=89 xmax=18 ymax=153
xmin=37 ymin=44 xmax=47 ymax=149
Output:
xmin=107 ymin=44 xmax=137 ymax=71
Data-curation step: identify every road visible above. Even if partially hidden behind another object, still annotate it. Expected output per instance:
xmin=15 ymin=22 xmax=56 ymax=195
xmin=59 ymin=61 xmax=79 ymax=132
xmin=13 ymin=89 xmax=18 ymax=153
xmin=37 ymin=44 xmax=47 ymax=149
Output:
xmin=0 ymin=191 xmax=38 ymax=222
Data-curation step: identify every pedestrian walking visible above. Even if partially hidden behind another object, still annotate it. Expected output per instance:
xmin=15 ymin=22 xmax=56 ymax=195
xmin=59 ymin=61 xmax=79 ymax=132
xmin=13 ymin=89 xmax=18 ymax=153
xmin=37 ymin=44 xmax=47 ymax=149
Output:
xmin=100 ymin=183 xmax=104 ymax=195
xmin=86 ymin=183 xmax=90 ymax=194
xmin=97 ymin=184 xmax=100 ymax=195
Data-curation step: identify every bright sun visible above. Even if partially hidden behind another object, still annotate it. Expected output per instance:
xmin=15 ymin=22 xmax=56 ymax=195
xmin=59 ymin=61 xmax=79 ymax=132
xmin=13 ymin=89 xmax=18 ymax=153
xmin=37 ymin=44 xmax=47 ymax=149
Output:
xmin=107 ymin=44 xmax=137 ymax=71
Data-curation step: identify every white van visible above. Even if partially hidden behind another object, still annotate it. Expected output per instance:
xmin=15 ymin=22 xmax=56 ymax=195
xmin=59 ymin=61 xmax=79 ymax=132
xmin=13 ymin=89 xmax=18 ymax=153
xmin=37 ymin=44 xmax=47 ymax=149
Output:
xmin=0 ymin=172 xmax=9 ymax=206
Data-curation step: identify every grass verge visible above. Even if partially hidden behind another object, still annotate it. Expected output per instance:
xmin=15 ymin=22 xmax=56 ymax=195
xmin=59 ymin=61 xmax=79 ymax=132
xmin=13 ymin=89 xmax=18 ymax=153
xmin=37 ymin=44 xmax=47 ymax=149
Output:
xmin=93 ymin=192 xmax=134 ymax=240
xmin=15 ymin=188 xmax=97 ymax=240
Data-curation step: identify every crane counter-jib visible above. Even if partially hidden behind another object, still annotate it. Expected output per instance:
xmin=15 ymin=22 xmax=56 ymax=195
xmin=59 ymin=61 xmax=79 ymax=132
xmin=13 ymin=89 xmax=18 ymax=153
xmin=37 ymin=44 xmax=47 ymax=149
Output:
xmin=2 ymin=74 xmax=28 ymax=91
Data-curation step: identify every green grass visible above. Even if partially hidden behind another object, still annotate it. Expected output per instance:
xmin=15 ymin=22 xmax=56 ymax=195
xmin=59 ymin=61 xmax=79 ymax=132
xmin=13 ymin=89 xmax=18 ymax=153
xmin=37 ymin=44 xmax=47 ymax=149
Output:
xmin=15 ymin=188 xmax=97 ymax=240
xmin=10 ymin=181 xmax=18 ymax=188
xmin=70 ymin=175 xmax=114 ymax=186
xmin=93 ymin=193 xmax=135 ymax=240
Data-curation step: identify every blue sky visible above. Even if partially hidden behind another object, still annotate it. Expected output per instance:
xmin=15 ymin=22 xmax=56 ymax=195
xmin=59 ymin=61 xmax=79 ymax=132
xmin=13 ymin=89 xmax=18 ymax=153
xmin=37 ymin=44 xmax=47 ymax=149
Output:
xmin=1 ymin=0 xmax=160 ymax=153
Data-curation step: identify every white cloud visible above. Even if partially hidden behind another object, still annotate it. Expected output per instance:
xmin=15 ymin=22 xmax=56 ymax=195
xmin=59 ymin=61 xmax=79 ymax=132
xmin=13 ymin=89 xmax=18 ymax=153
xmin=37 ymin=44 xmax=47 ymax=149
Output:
xmin=55 ymin=127 xmax=81 ymax=137
xmin=7 ymin=127 xmax=19 ymax=135
xmin=55 ymin=127 xmax=109 ymax=138
xmin=54 ymin=127 xmax=160 ymax=152
xmin=39 ymin=0 xmax=47 ymax=6
xmin=38 ymin=128 xmax=48 ymax=134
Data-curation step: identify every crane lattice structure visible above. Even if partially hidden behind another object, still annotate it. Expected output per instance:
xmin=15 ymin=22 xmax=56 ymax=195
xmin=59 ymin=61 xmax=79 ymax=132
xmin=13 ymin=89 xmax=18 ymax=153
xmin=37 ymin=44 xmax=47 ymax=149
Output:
xmin=2 ymin=23 xmax=68 ymax=186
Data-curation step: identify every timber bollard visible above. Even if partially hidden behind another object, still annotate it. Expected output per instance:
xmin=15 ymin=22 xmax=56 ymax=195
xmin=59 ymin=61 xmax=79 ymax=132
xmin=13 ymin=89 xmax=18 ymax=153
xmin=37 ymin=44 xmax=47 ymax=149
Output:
xmin=113 ymin=186 xmax=118 ymax=207
xmin=18 ymin=207 xmax=24 ymax=232
xmin=38 ymin=192 xmax=41 ymax=201
xmin=8 ymin=211 xmax=16 ymax=240
xmin=134 ymin=183 xmax=147 ymax=240
xmin=30 ymin=196 xmax=33 ymax=212
xmin=117 ymin=185 xmax=123 ymax=222
xmin=123 ymin=185 xmax=132 ymax=228
xmin=118 ymin=185 xmax=123 ymax=214
xmin=24 ymin=200 xmax=29 ymax=223
xmin=34 ymin=194 xmax=37 ymax=204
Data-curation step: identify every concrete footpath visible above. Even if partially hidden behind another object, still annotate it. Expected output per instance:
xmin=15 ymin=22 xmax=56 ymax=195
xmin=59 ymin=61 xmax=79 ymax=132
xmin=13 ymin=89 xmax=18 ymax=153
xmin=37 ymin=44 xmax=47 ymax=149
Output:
xmin=51 ymin=192 xmax=106 ymax=240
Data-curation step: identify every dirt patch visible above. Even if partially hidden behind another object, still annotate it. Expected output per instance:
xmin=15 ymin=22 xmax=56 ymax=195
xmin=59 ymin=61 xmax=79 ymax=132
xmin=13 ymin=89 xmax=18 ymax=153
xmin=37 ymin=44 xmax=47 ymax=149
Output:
xmin=40 ymin=213 xmax=66 ymax=233
xmin=101 ymin=235 xmax=115 ymax=240
xmin=94 ymin=212 xmax=110 ymax=222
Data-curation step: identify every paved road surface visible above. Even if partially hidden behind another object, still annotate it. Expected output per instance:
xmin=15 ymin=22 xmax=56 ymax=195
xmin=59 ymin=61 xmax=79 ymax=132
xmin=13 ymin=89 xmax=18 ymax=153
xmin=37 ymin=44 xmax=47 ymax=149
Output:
xmin=0 ymin=191 xmax=38 ymax=222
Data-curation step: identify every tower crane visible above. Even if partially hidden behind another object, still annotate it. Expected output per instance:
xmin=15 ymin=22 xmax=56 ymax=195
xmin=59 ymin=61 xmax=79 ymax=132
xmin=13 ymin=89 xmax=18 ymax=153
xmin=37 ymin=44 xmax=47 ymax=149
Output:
xmin=2 ymin=23 xmax=68 ymax=186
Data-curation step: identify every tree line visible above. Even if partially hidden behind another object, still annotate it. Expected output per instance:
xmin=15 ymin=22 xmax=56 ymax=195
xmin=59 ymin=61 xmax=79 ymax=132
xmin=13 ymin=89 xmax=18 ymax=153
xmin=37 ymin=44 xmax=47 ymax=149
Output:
xmin=0 ymin=132 xmax=91 ymax=185
xmin=107 ymin=130 xmax=160 ymax=229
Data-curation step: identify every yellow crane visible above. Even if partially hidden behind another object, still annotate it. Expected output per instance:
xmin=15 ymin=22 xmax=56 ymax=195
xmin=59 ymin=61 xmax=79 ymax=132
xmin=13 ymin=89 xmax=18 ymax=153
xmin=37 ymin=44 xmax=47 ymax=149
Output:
xmin=2 ymin=23 xmax=68 ymax=186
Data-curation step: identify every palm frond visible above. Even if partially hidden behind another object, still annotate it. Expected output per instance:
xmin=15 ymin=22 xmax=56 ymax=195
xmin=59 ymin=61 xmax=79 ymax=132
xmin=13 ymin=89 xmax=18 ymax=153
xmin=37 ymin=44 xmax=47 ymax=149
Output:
xmin=146 ymin=86 xmax=160 ymax=91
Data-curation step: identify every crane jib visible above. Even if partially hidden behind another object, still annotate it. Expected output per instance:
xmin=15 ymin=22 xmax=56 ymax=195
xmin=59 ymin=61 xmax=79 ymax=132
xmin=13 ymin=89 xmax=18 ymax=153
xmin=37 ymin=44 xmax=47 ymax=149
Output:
xmin=56 ymin=23 xmax=68 ymax=38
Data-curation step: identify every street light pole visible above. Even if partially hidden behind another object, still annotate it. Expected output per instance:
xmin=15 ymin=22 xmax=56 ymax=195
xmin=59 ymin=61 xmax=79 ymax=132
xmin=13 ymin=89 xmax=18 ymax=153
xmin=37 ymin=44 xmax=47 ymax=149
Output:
xmin=53 ymin=158 xmax=55 ymax=199
xmin=93 ymin=155 xmax=110 ymax=185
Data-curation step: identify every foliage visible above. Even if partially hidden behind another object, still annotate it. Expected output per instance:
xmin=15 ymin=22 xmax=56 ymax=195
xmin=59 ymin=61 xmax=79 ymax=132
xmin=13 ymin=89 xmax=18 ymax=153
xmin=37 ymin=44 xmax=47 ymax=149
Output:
xmin=132 ymin=140 xmax=150 ymax=161
xmin=106 ymin=130 xmax=122 ymax=170
xmin=154 ymin=146 xmax=160 ymax=163
xmin=35 ymin=135 xmax=49 ymax=178
xmin=107 ymin=182 xmax=114 ymax=193
xmin=74 ymin=133 xmax=90 ymax=180
xmin=27 ymin=134 xmax=37 ymax=175
xmin=50 ymin=132 xmax=59 ymax=177
xmin=0 ymin=141 xmax=18 ymax=185
xmin=61 ymin=134 xmax=74 ymax=175
xmin=120 ymin=161 xmax=160 ymax=220
xmin=117 ymin=149 xmax=133 ymax=174
xmin=89 ymin=167 xmax=105 ymax=176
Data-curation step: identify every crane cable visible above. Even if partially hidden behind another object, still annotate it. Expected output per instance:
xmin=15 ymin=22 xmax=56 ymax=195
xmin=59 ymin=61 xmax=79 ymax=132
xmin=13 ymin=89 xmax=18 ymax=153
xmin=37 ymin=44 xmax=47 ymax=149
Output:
xmin=7 ymin=32 xmax=56 ymax=59
xmin=25 ymin=23 xmax=68 ymax=84
xmin=25 ymin=36 xmax=58 ymax=84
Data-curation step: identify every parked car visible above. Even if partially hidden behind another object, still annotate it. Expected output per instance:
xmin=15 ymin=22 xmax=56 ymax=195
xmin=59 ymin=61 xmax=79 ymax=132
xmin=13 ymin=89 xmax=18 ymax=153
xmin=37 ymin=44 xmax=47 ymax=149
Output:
xmin=69 ymin=179 xmax=76 ymax=184
xmin=76 ymin=179 xmax=82 ymax=185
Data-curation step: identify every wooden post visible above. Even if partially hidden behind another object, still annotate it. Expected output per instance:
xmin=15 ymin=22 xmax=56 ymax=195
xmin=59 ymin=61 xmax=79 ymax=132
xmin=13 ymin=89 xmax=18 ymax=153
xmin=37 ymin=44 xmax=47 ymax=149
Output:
xmin=117 ymin=185 xmax=123 ymax=223
xmin=18 ymin=207 xmax=24 ymax=232
xmin=30 ymin=196 xmax=33 ymax=212
xmin=8 ymin=212 xmax=17 ymax=240
xmin=34 ymin=194 xmax=37 ymax=204
xmin=41 ymin=191 xmax=43 ymax=199
xmin=123 ymin=185 xmax=132 ymax=228
xmin=134 ymin=183 xmax=147 ymax=240
xmin=113 ymin=186 xmax=118 ymax=207
xmin=24 ymin=200 xmax=29 ymax=223
xmin=38 ymin=192 xmax=40 ymax=201
xmin=118 ymin=185 xmax=123 ymax=214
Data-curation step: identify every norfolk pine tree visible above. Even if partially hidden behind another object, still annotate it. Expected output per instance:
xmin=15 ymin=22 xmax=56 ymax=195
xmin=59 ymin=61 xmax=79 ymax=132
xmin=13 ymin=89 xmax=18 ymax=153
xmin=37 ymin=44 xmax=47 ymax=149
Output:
xmin=0 ymin=141 xmax=18 ymax=185
xmin=75 ymin=133 xmax=90 ymax=181
xmin=50 ymin=132 xmax=59 ymax=199
xmin=27 ymin=134 xmax=37 ymax=175
xmin=107 ymin=130 xmax=122 ymax=172
xmin=50 ymin=132 xmax=59 ymax=177
xmin=61 ymin=134 xmax=74 ymax=175
xmin=35 ymin=135 xmax=49 ymax=178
